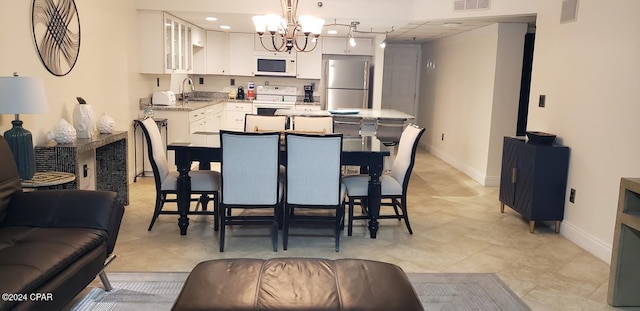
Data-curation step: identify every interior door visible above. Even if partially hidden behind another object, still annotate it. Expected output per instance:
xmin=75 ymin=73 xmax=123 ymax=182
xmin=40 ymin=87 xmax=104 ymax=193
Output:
xmin=381 ymin=44 xmax=420 ymax=117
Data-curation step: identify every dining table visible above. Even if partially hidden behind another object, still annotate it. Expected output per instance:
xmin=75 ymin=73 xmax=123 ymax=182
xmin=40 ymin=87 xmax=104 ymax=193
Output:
xmin=167 ymin=131 xmax=391 ymax=238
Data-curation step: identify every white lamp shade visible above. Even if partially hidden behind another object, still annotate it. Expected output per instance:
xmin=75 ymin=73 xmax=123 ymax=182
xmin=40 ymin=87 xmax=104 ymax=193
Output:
xmin=265 ymin=14 xmax=283 ymax=32
xmin=252 ymin=15 xmax=267 ymax=32
xmin=0 ymin=76 xmax=49 ymax=114
xmin=298 ymin=15 xmax=324 ymax=34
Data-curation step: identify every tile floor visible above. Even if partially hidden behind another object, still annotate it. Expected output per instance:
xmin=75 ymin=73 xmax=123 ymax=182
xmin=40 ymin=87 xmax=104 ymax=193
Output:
xmin=104 ymin=150 xmax=633 ymax=311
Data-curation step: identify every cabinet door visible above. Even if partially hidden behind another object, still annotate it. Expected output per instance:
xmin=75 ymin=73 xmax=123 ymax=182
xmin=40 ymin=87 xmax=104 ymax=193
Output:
xmin=348 ymin=38 xmax=373 ymax=55
xmin=296 ymin=37 xmax=322 ymax=79
xmin=206 ymin=31 xmax=229 ymax=74
xmin=192 ymin=26 xmax=205 ymax=47
xmin=229 ymin=33 xmax=255 ymax=76
xmin=499 ymin=137 xmax=518 ymax=207
xmin=322 ymin=37 xmax=372 ymax=55
xmin=137 ymin=10 xmax=164 ymax=74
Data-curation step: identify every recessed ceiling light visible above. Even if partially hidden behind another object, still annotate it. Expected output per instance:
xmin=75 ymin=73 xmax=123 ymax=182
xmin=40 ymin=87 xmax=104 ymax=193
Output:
xmin=220 ymin=25 xmax=231 ymax=30
xmin=443 ymin=22 xmax=462 ymax=28
xmin=205 ymin=17 xmax=217 ymax=22
xmin=327 ymin=30 xmax=337 ymax=35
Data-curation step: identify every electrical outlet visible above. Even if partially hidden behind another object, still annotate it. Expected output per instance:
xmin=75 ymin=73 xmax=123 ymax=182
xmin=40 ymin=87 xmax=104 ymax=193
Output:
xmin=199 ymin=77 xmax=204 ymax=85
xmin=230 ymin=78 xmax=235 ymax=86
xmin=569 ymin=188 xmax=576 ymax=203
xmin=83 ymin=164 xmax=88 ymax=178
xmin=539 ymin=95 xmax=546 ymax=107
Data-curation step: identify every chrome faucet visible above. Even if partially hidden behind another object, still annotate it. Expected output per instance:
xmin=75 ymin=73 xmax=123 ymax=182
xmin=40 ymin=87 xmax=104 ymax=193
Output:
xmin=181 ymin=78 xmax=194 ymax=101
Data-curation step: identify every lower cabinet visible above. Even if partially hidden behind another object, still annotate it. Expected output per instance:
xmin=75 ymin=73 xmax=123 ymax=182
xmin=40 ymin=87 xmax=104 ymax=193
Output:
xmin=151 ymin=103 xmax=223 ymax=170
xmin=499 ymin=136 xmax=570 ymax=233
xmin=223 ymin=102 xmax=253 ymax=131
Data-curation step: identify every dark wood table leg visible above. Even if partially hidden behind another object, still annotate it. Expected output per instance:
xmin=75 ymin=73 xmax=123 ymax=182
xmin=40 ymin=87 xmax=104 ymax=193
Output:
xmin=175 ymin=152 xmax=191 ymax=235
xmin=367 ymin=156 xmax=384 ymax=238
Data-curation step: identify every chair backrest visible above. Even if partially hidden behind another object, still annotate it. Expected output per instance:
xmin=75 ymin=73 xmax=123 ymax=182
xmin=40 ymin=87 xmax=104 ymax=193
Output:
xmin=390 ymin=124 xmax=425 ymax=191
xmin=286 ymin=133 xmax=343 ymax=206
xmin=0 ymin=136 xmax=22 ymax=223
xmin=244 ymin=114 xmax=288 ymax=132
xmin=220 ymin=131 xmax=281 ymax=205
xmin=138 ymin=118 xmax=170 ymax=186
xmin=292 ymin=116 xmax=334 ymax=134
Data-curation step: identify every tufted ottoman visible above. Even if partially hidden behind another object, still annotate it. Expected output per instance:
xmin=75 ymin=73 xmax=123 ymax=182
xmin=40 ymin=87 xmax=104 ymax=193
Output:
xmin=172 ymin=258 xmax=424 ymax=311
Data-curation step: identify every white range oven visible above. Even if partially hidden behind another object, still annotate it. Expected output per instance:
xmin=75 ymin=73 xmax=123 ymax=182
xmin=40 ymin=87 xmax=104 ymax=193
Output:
xmin=252 ymin=85 xmax=297 ymax=115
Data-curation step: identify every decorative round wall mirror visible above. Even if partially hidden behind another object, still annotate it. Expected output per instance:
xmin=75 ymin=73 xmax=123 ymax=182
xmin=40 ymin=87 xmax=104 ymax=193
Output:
xmin=31 ymin=0 xmax=81 ymax=76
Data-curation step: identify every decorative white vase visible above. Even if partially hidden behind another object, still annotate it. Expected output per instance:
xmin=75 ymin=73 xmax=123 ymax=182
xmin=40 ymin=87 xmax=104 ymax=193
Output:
xmin=73 ymin=97 xmax=95 ymax=139
xmin=96 ymin=113 xmax=115 ymax=134
xmin=47 ymin=119 xmax=77 ymax=144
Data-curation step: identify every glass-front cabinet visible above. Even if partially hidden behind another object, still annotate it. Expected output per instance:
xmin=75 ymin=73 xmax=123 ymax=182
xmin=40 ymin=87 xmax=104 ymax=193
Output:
xmin=164 ymin=14 xmax=192 ymax=73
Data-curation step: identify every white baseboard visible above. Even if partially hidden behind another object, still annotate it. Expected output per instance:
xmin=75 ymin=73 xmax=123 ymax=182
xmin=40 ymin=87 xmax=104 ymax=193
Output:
xmin=560 ymin=220 xmax=612 ymax=264
xmin=422 ymin=143 xmax=498 ymax=187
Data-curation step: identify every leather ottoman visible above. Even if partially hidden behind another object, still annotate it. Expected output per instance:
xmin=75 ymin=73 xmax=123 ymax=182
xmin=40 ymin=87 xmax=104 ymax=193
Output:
xmin=172 ymin=258 xmax=424 ymax=311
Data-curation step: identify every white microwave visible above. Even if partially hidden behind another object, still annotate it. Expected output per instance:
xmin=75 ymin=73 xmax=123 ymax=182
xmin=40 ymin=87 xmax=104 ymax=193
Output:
xmin=255 ymin=52 xmax=297 ymax=77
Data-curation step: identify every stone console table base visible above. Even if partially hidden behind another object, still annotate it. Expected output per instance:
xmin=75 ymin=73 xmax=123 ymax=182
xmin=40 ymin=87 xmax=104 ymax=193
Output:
xmin=35 ymin=131 xmax=129 ymax=205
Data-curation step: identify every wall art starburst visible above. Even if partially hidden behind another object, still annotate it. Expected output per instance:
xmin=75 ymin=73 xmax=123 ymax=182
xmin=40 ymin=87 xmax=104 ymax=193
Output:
xmin=31 ymin=0 xmax=81 ymax=76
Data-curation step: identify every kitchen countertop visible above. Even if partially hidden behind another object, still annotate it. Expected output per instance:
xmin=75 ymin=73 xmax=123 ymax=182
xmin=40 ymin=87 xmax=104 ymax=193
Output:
xmin=275 ymin=108 xmax=415 ymax=120
xmin=139 ymin=99 xmax=319 ymax=112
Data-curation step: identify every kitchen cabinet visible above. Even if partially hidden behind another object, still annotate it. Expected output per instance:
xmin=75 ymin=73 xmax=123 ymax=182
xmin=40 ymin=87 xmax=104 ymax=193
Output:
xmin=192 ymin=26 xmax=206 ymax=47
xmin=322 ymin=37 xmax=372 ymax=55
xmin=152 ymin=104 xmax=223 ymax=169
xmin=229 ymin=33 xmax=255 ymax=76
xmin=294 ymin=104 xmax=321 ymax=111
xmin=499 ymin=136 xmax=570 ymax=233
xmin=296 ymin=37 xmax=322 ymax=79
xmin=137 ymin=10 xmax=196 ymax=74
xmin=206 ymin=31 xmax=230 ymax=74
xmin=223 ymin=102 xmax=253 ymax=131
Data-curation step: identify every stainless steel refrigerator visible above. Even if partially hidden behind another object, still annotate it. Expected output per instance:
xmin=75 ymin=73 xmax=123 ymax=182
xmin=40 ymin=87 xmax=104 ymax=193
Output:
xmin=325 ymin=59 xmax=369 ymax=110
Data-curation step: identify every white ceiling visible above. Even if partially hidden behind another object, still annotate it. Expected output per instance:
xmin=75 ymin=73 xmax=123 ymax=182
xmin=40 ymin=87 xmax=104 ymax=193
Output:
xmin=169 ymin=11 xmax=536 ymax=44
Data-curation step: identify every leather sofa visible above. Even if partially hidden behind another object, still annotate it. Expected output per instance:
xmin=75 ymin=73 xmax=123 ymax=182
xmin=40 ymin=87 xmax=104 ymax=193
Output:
xmin=0 ymin=136 xmax=124 ymax=311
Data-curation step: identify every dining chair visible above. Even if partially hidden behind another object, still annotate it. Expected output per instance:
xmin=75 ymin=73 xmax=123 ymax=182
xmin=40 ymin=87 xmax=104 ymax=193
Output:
xmin=342 ymin=124 xmax=425 ymax=236
xmin=244 ymin=114 xmax=288 ymax=132
xmin=219 ymin=130 xmax=282 ymax=252
xmin=138 ymin=118 xmax=220 ymax=231
xmin=283 ymin=132 xmax=345 ymax=252
xmin=292 ymin=115 xmax=334 ymax=133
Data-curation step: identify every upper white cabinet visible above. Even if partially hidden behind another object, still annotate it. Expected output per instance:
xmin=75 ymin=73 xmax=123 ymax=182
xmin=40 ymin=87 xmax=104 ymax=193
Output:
xmin=206 ymin=31 xmax=230 ymax=75
xmin=296 ymin=37 xmax=322 ymax=79
xmin=229 ymin=33 xmax=255 ymax=76
xmin=138 ymin=11 xmax=201 ymax=74
xmin=322 ymin=37 xmax=372 ymax=55
xmin=192 ymin=26 xmax=205 ymax=47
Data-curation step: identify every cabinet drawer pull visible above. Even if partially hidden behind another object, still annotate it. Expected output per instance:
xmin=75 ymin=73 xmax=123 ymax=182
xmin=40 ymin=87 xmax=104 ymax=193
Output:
xmin=511 ymin=168 xmax=517 ymax=184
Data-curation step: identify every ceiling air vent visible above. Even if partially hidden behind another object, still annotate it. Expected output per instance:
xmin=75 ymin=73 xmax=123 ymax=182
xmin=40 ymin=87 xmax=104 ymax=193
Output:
xmin=454 ymin=0 xmax=490 ymax=11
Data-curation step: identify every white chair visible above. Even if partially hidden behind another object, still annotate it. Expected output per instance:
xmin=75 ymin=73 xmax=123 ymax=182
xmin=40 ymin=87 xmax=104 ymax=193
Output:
xmin=244 ymin=114 xmax=288 ymax=132
xmin=292 ymin=115 xmax=334 ymax=133
xmin=342 ymin=124 xmax=425 ymax=236
xmin=219 ymin=130 xmax=283 ymax=252
xmin=138 ymin=118 xmax=220 ymax=231
xmin=283 ymin=133 xmax=345 ymax=252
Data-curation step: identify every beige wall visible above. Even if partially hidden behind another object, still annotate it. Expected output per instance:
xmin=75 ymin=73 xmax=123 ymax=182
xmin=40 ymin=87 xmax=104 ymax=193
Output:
xmin=418 ymin=23 xmax=527 ymax=186
xmin=0 ymin=1 xmax=142 ymax=183
xmin=527 ymin=0 xmax=640 ymax=263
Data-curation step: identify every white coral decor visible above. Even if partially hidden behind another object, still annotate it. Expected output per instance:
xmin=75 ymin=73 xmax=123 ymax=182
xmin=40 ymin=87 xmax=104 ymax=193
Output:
xmin=96 ymin=113 xmax=115 ymax=134
xmin=47 ymin=119 xmax=77 ymax=144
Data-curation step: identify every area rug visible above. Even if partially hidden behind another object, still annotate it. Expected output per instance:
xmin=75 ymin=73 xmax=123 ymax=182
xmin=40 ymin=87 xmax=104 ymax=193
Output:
xmin=71 ymin=272 xmax=530 ymax=311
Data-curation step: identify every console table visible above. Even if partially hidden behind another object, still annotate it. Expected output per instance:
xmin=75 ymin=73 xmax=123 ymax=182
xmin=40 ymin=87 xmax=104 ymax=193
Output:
xmin=35 ymin=131 xmax=129 ymax=205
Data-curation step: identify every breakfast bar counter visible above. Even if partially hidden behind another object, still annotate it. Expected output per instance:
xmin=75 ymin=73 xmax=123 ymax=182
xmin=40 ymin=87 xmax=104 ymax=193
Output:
xmin=276 ymin=108 xmax=415 ymax=120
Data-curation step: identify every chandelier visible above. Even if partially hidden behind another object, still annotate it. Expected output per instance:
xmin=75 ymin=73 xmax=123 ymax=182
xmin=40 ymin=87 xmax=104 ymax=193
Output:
xmin=252 ymin=0 xmax=324 ymax=53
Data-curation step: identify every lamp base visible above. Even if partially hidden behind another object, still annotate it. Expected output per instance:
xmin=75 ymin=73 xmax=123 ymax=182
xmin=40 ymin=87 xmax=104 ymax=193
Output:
xmin=4 ymin=119 xmax=36 ymax=180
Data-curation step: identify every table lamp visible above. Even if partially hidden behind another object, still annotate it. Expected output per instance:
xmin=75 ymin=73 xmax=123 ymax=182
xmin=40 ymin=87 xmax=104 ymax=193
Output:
xmin=0 ymin=73 xmax=49 ymax=180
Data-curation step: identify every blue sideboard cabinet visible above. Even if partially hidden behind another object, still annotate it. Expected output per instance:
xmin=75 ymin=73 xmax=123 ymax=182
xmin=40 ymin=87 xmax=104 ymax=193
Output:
xmin=499 ymin=136 xmax=570 ymax=233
